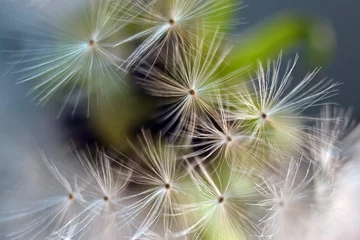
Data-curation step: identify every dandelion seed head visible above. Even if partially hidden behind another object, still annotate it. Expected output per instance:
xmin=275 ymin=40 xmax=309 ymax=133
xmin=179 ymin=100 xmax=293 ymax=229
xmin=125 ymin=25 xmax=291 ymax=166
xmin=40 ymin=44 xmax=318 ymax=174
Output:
xmin=1 ymin=0 xmax=350 ymax=238
xmin=189 ymin=89 xmax=196 ymax=96
xmin=68 ymin=193 xmax=74 ymax=200
xmin=6 ymin=0 xmax=133 ymax=116
xmin=226 ymin=135 xmax=233 ymax=142
xmin=175 ymin=162 xmax=260 ymax=239
xmin=169 ymin=19 xmax=176 ymax=26
xmin=277 ymin=199 xmax=285 ymax=207
xmin=0 ymin=150 xmax=84 ymax=239
xmin=137 ymin=32 xmax=245 ymax=139
xmin=115 ymin=129 xmax=190 ymax=238
xmin=185 ymin=93 xmax=262 ymax=170
xmin=261 ymin=112 xmax=268 ymax=120
xmin=165 ymin=183 xmax=171 ymax=190
xmin=117 ymin=0 xmax=242 ymax=69
xmin=231 ymin=54 xmax=339 ymax=154
xmin=88 ymin=39 xmax=96 ymax=47
xmin=308 ymin=105 xmax=354 ymax=175
xmin=255 ymin=157 xmax=320 ymax=239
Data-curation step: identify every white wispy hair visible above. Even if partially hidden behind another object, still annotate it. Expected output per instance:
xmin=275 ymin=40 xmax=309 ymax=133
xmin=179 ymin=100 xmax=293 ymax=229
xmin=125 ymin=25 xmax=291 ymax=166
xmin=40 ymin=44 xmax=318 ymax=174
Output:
xmin=114 ymin=129 xmax=191 ymax=239
xmin=5 ymin=0 xmax=132 ymax=116
xmin=0 ymin=146 xmax=138 ymax=240
xmin=54 ymin=149 xmax=134 ymax=240
xmin=254 ymin=157 xmax=326 ymax=240
xmin=137 ymin=33 xmax=244 ymax=140
xmin=308 ymin=105 xmax=354 ymax=174
xmin=0 ymin=150 xmax=84 ymax=240
xmin=305 ymin=126 xmax=360 ymax=240
xmin=114 ymin=0 xmax=241 ymax=69
xmin=173 ymin=160 xmax=260 ymax=240
xmin=230 ymin=54 xmax=339 ymax=153
xmin=305 ymin=106 xmax=354 ymax=211
xmin=184 ymin=93 xmax=265 ymax=171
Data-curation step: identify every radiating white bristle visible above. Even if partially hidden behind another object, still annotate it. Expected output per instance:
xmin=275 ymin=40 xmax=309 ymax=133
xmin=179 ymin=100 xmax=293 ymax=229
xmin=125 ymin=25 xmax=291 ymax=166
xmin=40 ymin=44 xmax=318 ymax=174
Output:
xmin=230 ymin=54 xmax=339 ymax=154
xmin=5 ymin=0 xmax=133 ymax=116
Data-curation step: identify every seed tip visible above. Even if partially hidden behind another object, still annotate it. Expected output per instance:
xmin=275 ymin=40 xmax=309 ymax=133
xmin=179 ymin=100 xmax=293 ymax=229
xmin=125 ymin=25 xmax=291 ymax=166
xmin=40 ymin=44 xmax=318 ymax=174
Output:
xmin=89 ymin=40 xmax=95 ymax=46
xmin=169 ymin=19 xmax=175 ymax=25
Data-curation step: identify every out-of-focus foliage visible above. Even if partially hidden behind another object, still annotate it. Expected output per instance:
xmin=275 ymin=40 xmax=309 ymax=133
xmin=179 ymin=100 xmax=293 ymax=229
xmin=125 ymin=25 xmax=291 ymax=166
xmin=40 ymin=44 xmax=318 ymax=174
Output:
xmin=223 ymin=12 xmax=336 ymax=76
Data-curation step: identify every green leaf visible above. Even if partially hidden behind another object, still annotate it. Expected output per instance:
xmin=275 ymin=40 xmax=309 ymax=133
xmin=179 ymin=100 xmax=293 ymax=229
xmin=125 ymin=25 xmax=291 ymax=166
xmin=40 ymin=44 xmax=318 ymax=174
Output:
xmin=224 ymin=12 xmax=336 ymax=74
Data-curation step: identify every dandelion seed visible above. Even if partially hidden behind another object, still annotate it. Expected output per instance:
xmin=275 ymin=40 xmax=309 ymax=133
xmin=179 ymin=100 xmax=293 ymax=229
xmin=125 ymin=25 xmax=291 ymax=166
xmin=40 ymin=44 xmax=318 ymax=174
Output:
xmin=5 ymin=0 xmax=132 ymax=116
xmin=0 ymin=151 xmax=82 ymax=240
xmin=230 ymin=54 xmax=339 ymax=153
xmin=174 ymin=161 xmax=260 ymax=240
xmin=308 ymin=138 xmax=360 ymax=240
xmin=165 ymin=183 xmax=171 ymax=190
xmin=56 ymin=149 xmax=134 ymax=240
xmin=304 ymin=107 xmax=356 ymax=238
xmin=68 ymin=193 xmax=74 ymax=200
xmin=169 ymin=19 xmax=176 ymax=26
xmin=114 ymin=0 xmax=241 ymax=69
xmin=261 ymin=112 xmax=268 ymax=120
xmin=115 ymin=129 xmax=190 ymax=239
xmin=254 ymin=157 xmax=320 ymax=239
xmin=137 ymin=33 xmax=245 ymax=140
xmin=88 ymin=40 xmax=96 ymax=47
xmin=184 ymin=93 xmax=264 ymax=170
xmin=308 ymin=105 xmax=354 ymax=174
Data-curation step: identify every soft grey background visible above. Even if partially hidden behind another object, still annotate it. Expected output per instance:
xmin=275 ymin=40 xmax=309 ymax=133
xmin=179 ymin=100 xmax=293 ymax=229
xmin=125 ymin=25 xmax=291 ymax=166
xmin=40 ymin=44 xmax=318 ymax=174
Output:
xmin=242 ymin=0 xmax=360 ymax=118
